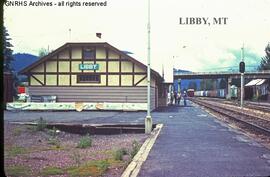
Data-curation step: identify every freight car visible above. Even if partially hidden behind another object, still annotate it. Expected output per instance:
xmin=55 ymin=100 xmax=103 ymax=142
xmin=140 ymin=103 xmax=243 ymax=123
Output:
xmin=194 ymin=85 xmax=239 ymax=99
xmin=194 ymin=89 xmax=225 ymax=98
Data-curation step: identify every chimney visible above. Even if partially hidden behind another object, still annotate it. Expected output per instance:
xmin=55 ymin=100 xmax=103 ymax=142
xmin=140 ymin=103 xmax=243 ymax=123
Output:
xmin=96 ymin=33 xmax=102 ymax=39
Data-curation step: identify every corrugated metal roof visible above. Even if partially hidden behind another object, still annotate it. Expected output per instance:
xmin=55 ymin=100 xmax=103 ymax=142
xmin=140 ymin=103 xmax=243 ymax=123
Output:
xmin=245 ymin=79 xmax=266 ymax=86
xmin=256 ymin=79 xmax=266 ymax=86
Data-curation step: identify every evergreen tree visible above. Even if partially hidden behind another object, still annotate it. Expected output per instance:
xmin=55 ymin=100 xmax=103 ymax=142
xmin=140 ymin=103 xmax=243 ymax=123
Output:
xmin=3 ymin=26 xmax=14 ymax=72
xmin=3 ymin=26 xmax=18 ymax=98
xmin=258 ymin=43 xmax=270 ymax=71
xmin=38 ymin=48 xmax=49 ymax=58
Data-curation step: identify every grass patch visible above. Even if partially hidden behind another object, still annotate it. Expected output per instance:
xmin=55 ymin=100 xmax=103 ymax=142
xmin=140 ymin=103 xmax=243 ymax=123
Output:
xmin=25 ymin=118 xmax=47 ymax=132
xmin=5 ymin=165 xmax=31 ymax=176
xmin=130 ymin=140 xmax=141 ymax=158
xmin=67 ymin=160 xmax=109 ymax=177
xmin=106 ymin=157 xmax=125 ymax=166
xmin=76 ymin=134 xmax=92 ymax=149
xmin=113 ymin=148 xmax=128 ymax=161
xmin=7 ymin=146 xmax=27 ymax=156
xmin=36 ymin=117 xmax=47 ymax=131
xmin=40 ymin=166 xmax=64 ymax=176
xmin=25 ymin=125 xmax=37 ymax=133
xmin=47 ymin=146 xmax=66 ymax=151
xmin=13 ymin=127 xmax=23 ymax=136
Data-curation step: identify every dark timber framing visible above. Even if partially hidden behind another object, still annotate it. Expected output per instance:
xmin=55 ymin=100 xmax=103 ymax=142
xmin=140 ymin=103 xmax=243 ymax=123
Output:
xmin=119 ymin=55 xmax=122 ymax=86
xmin=132 ymin=63 xmax=135 ymax=86
xmin=46 ymin=58 xmax=132 ymax=61
xmin=20 ymin=42 xmax=161 ymax=77
xmin=106 ymin=48 xmax=109 ymax=86
xmin=81 ymin=46 xmax=84 ymax=73
xmin=31 ymin=74 xmax=44 ymax=86
xmin=134 ymin=75 xmax=147 ymax=86
xmin=94 ymin=47 xmax=97 ymax=73
xmin=69 ymin=46 xmax=72 ymax=86
xmin=56 ymin=54 xmax=59 ymax=86
xmin=30 ymin=72 xmax=147 ymax=75
xmin=44 ymin=61 xmax=46 ymax=85
xmin=20 ymin=42 xmax=163 ymax=89
xmin=28 ymin=73 xmax=31 ymax=86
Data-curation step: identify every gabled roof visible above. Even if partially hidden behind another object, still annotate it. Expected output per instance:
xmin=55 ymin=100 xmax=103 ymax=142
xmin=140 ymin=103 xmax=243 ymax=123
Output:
xmin=19 ymin=42 xmax=162 ymax=81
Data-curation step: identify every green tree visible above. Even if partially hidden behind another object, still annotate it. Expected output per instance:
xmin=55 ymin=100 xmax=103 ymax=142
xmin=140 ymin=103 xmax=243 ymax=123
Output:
xmin=38 ymin=48 xmax=49 ymax=58
xmin=3 ymin=26 xmax=14 ymax=72
xmin=258 ymin=43 xmax=270 ymax=71
xmin=3 ymin=26 xmax=18 ymax=98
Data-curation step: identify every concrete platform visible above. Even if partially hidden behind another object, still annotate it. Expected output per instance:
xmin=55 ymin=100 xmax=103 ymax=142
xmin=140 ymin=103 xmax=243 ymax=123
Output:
xmin=138 ymin=102 xmax=270 ymax=177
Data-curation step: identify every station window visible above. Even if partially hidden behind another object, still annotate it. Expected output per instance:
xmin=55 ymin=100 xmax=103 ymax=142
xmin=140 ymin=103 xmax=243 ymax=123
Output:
xmin=83 ymin=47 xmax=95 ymax=59
xmin=77 ymin=74 xmax=100 ymax=83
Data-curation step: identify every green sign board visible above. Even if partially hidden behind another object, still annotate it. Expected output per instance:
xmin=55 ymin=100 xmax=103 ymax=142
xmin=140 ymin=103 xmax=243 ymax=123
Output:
xmin=79 ymin=64 xmax=99 ymax=70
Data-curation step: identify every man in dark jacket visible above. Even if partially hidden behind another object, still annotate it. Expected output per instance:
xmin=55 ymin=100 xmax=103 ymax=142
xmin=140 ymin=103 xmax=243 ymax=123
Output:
xmin=183 ymin=91 xmax=187 ymax=106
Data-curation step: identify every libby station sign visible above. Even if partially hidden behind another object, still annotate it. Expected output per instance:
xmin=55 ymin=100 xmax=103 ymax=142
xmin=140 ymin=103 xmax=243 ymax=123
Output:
xmin=79 ymin=64 xmax=99 ymax=70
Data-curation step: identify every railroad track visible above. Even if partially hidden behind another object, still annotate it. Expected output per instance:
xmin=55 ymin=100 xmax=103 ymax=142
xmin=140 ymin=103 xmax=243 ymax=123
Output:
xmin=190 ymin=98 xmax=270 ymax=136
xmin=192 ymin=98 xmax=269 ymax=121
xmin=197 ymin=97 xmax=270 ymax=113
xmin=245 ymin=103 xmax=270 ymax=113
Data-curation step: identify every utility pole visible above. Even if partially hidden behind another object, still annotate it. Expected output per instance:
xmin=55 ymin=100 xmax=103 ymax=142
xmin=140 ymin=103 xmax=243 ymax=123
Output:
xmin=240 ymin=44 xmax=245 ymax=108
xmin=145 ymin=0 xmax=152 ymax=134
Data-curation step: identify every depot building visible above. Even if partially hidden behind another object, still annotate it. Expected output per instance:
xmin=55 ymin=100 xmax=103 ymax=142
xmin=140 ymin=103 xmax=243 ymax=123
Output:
xmin=18 ymin=42 xmax=165 ymax=111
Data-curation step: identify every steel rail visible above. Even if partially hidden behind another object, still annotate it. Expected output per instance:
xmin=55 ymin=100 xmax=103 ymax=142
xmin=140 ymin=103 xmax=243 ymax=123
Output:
xmin=196 ymin=97 xmax=270 ymax=113
xmin=191 ymin=99 xmax=270 ymax=136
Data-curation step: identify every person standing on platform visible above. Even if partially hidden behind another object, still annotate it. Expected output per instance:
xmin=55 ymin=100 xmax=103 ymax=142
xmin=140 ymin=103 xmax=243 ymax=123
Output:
xmin=170 ymin=91 xmax=174 ymax=105
xmin=183 ymin=91 xmax=187 ymax=106
xmin=177 ymin=92 xmax=181 ymax=105
xmin=174 ymin=91 xmax=177 ymax=105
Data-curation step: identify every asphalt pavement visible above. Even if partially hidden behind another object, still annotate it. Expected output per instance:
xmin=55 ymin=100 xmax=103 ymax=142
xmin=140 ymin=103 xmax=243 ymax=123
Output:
xmin=138 ymin=102 xmax=270 ymax=177
xmin=4 ymin=101 xmax=270 ymax=177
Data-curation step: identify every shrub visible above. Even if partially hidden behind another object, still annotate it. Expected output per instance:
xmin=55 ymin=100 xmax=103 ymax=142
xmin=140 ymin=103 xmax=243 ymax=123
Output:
xmin=13 ymin=127 xmax=22 ymax=136
xmin=67 ymin=160 xmax=109 ymax=177
xmin=48 ymin=138 xmax=61 ymax=148
xmin=40 ymin=166 xmax=64 ymax=176
xmin=76 ymin=134 xmax=92 ymax=149
xmin=36 ymin=117 xmax=47 ymax=131
xmin=8 ymin=146 xmax=27 ymax=156
xmin=5 ymin=165 xmax=31 ymax=176
xmin=130 ymin=140 xmax=140 ymax=158
xmin=47 ymin=126 xmax=57 ymax=138
xmin=26 ymin=125 xmax=37 ymax=133
xmin=113 ymin=148 xmax=128 ymax=161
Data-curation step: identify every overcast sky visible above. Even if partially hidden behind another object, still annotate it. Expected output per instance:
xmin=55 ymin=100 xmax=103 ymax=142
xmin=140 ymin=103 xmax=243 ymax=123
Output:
xmin=4 ymin=0 xmax=270 ymax=81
